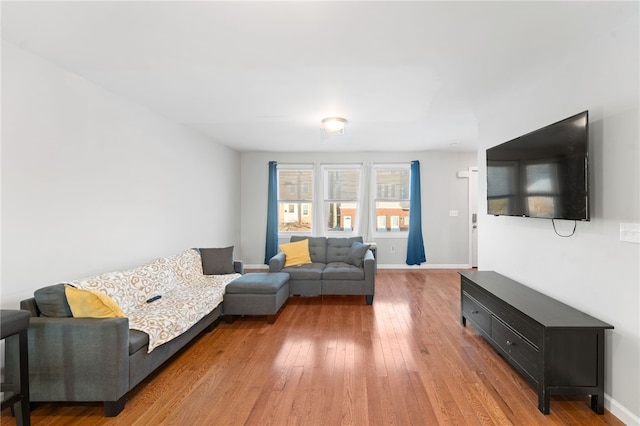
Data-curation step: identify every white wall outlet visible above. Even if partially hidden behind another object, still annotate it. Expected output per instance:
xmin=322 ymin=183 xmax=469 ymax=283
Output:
xmin=449 ymin=210 xmax=459 ymax=217
xmin=620 ymin=223 xmax=640 ymax=244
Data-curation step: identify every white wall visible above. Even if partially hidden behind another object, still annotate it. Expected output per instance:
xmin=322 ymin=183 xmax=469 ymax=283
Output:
xmin=477 ymin=14 xmax=640 ymax=424
xmin=1 ymin=41 xmax=241 ymax=309
xmin=240 ymin=150 xmax=477 ymax=268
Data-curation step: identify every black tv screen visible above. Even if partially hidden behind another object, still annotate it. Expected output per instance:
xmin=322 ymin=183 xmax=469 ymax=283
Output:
xmin=487 ymin=111 xmax=589 ymax=221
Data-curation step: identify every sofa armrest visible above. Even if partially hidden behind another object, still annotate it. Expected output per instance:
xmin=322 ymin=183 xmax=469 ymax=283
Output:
xmin=363 ymin=250 xmax=376 ymax=277
xmin=6 ymin=316 xmax=130 ymax=404
xmin=233 ymin=260 xmax=244 ymax=274
xmin=362 ymin=250 xmax=376 ymax=304
xmin=269 ymin=252 xmax=286 ymax=272
xmin=20 ymin=297 xmax=40 ymax=316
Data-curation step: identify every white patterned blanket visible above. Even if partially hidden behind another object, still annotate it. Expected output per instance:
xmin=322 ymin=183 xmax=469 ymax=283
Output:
xmin=69 ymin=249 xmax=239 ymax=352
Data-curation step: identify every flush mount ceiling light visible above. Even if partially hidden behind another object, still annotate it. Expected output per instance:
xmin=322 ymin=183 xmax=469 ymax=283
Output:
xmin=321 ymin=117 xmax=348 ymax=136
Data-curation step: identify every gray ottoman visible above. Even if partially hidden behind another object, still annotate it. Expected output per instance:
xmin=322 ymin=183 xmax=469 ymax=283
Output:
xmin=223 ymin=272 xmax=290 ymax=323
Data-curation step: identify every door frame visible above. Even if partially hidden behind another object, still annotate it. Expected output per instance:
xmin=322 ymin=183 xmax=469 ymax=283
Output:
xmin=468 ymin=166 xmax=478 ymax=268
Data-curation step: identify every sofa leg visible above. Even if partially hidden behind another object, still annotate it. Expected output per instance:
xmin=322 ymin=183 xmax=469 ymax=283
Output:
xmin=104 ymin=396 xmax=126 ymax=417
xmin=365 ymin=295 xmax=374 ymax=305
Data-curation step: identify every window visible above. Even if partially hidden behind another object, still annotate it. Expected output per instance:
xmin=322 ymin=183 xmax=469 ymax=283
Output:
xmin=373 ymin=165 xmax=410 ymax=234
xmin=276 ymin=163 xmax=364 ymax=236
xmin=323 ymin=165 xmax=361 ymax=233
xmin=278 ymin=166 xmax=313 ymax=232
xmin=390 ymin=215 xmax=400 ymax=231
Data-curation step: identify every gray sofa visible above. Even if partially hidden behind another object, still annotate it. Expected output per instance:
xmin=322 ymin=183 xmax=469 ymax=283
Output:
xmin=269 ymin=236 xmax=376 ymax=304
xmin=5 ymin=249 xmax=243 ymax=417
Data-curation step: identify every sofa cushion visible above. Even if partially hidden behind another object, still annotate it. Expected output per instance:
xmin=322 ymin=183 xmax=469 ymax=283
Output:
xmin=323 ymin=263 xmax=366 ymax=280
xmin=326 ymin=237 xmax=363 ymax=263
xmin=280 ymin=239 xmax=312 ymax=267
xmin=34 ymin=284 xmax=73 ymax=317
xmin=65 ymin=285 xmax=126 ymax=318
xmin=129 ymin=330 xmax=150 ymax=355
xmin=283 ymin=263 xmax=325 ymax=281
xmin=344 ymin=241 xmax=371 ymax=267
xmin=291 ymin=236 xmax=327 ymax=264
xmin=200 ymin=246 xmax=235 ymax=275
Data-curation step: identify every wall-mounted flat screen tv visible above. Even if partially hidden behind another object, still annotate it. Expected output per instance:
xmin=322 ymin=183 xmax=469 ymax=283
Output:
xmin=486 ymin=111 xmax=589 ymax=221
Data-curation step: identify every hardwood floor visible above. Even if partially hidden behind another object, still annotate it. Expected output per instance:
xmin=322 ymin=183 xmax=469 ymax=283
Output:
xmin=1 ymin=270 xmax=624 ymax=425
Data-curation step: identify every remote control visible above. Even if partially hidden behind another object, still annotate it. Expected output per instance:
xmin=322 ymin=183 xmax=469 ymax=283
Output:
xmin=146 ymin=295 xmax=162 ymax=303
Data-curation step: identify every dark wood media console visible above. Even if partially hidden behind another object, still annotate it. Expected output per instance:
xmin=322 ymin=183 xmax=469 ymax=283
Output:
xmin=459 ymin=270 xmax=614 ymax=414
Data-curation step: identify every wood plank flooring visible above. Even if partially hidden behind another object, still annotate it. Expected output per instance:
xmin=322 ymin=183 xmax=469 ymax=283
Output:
xmin=1 ymin=270 xmax=624 ymax=425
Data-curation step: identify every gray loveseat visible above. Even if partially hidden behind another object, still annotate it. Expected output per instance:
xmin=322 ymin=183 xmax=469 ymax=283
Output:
xmin=269 ymin=236 xmax=376 ymax=304
xmin=5 ymin=248 xmax=242 ymax=417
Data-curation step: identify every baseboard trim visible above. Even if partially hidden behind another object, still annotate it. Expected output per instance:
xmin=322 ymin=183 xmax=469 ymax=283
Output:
xmin=606 ymin=393 xmax=639 ymax=425
xmin=377 ymin=263 xmax=471 ymax=270
xmin=245 ymin=264 xmax=472 ymax=271
xmin=246 ymin=264 xmax=270 ymax=270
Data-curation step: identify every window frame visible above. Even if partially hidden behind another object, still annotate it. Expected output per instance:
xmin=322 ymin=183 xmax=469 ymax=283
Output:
xmin=321 ymin=164 xmax=363 ymax=236
xmin=277 ymin=164 xmax=314 ymax=236
xmin=371 ymin=163 xmax=411 ymax=238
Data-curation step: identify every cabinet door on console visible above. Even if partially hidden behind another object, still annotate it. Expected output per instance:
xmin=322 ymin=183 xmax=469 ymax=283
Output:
xmin=548 ymin=329 xmax=601 ymax=387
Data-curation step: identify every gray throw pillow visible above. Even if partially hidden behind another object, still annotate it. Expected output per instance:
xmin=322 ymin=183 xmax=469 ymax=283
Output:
xmin=200 ymin=246 xmax=235 ymax=275
xmin=344 ymin=242 xmax=370 ymax=267
xmin=34 ymin=284 xmax=73 ymax=317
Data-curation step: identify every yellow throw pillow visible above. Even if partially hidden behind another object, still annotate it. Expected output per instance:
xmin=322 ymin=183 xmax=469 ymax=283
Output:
xmin=65 ymin=285 xmax=126 ymax=318
xmin=280 ymin=239 xmax=312 ymax=267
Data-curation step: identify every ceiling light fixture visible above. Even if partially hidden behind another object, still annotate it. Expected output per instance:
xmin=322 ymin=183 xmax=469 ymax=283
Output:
xmin=321 ymin=117 xmax=348 ymax=136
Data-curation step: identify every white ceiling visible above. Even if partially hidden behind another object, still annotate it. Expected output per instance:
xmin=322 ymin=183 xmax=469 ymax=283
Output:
xmin=1 ymin=1 xmax=634 ymax=152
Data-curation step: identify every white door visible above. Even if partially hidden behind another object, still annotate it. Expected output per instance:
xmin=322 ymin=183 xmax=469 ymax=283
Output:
xmin=284 ymin=203 xmax=298 ymax=223
xmin=470 ymin=168 xmax=479 ymax=267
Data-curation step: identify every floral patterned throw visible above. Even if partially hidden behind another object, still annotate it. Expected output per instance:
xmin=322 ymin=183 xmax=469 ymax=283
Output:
xmin=68 ymin=249 xmax=240 ymax=352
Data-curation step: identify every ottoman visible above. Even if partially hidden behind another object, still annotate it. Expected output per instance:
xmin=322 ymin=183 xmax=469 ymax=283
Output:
xmin=223 ymin=272 xmax=290 ymax=323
